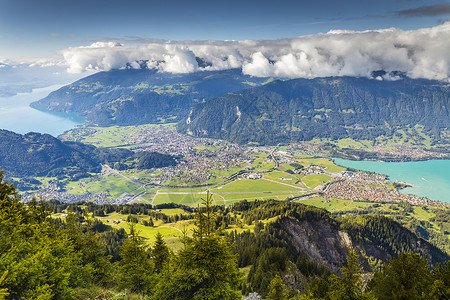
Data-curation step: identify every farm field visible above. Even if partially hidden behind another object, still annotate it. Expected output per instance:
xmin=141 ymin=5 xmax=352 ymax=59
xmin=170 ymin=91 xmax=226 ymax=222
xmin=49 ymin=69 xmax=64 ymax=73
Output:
xmin=302 ymin=174 xmax=332 ymax=189
xmin=60 ymin=164 xmax=328 ymax=206
xmin=59 ymin=123 xmax=176 ymax=148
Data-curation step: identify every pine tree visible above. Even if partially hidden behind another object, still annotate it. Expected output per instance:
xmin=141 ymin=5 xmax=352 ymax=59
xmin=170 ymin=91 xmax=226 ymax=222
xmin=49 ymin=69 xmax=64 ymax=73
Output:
xmin=119 ymin=223 xmax=155 ymax=294
xmin=267 ymin=274 xmax=289 ymax=300
xmin=152 ymin=192 xmax=242 ymax=299
xmin=63 ymin=211 xmax=110 ymax=284
xmin=327 ymin=248 xmax=374 ymax=300
xmin=370 ymin=252 xmax=432 ymax=299
xmin=152 ymin=231 xmax=170 ymax=273
xmin=429 ymin=261 xmax=450 ymax=299
xmin=0 ymin=171 xmax=86 ymax=299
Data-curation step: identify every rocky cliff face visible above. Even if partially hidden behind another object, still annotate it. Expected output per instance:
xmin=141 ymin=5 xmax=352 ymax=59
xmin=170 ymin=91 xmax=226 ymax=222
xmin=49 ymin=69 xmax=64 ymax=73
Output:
xmin=282 ymin=218 xmax=354 ymax=273
xmin=279 ymin=212 xmax=448 ymax=272
xmin=232 ymin=200 xmax=449 ymax=295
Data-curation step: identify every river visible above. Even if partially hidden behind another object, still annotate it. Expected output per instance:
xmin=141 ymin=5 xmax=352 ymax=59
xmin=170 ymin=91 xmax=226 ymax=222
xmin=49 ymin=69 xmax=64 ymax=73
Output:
xmin=0 ymin=84 xmax=84 ymax=136
xmin=333 ymin=158 xmax=450 ymax=203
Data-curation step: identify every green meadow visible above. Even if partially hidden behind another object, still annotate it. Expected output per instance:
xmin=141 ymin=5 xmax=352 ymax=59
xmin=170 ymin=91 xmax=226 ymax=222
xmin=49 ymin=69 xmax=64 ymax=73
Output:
xmin=60 ymin=123 xmax=176 ymax=148
xmin=302 ymin=174 xmax=332 ymax=189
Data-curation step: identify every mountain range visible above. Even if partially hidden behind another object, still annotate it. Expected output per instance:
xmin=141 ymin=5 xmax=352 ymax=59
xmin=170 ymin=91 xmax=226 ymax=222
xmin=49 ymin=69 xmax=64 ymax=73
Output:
xmin=31 ymin=69 xmax=450 ymax=147
xmin=31 ymin=69 xmax=271 ymax=126
xmin=179 ymin=76 xmax=450 ymax=145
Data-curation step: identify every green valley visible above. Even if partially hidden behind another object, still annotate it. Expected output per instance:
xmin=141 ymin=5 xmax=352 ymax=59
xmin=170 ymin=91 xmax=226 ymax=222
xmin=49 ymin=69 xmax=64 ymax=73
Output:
xmin=6 ymin=122 xmax=446 ymax=255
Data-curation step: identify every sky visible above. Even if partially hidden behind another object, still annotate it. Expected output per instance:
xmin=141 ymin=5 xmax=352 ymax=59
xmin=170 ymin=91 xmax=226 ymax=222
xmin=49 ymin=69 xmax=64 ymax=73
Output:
xmin=1 ymin=0 xmax=449 ymax=59
xmin=0 ymin=0 xmax=449 ymax=82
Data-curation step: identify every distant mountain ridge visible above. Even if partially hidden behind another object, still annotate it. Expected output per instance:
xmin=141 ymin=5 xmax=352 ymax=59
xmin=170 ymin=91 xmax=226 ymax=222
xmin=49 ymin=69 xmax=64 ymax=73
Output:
xmin=31 ymin=69 xmax=271 ymax=126
xmin=32 ymin=71 xmax=450 ymax=146
xmin=0 ymin=129 xmax=176 ymax=178
xmin=178 ymin=76 xmax=450 ymax=145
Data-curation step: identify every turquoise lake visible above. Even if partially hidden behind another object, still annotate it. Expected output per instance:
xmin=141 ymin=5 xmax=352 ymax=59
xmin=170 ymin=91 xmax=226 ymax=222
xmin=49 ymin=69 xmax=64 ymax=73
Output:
xmin=334 ymin=158 xmax=450 ymax=203
xmin=0 ymin=85 xmax=84 ymax=136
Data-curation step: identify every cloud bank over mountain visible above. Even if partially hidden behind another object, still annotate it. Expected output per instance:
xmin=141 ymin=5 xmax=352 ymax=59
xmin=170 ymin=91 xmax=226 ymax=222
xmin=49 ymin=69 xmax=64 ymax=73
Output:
xmin=60 ymin=22 xmax=450 ymax=81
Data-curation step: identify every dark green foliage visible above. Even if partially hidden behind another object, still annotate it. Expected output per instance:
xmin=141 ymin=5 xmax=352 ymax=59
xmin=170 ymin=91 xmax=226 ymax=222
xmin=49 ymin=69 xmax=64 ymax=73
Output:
xmin=290 ymin=163 xmax=304 ymax=170
xmin=153 ymin=193 xmax=242 ymax=299
xmin=0 ymin=172 xmax=87 ymax=299
xmin=118 ymin=223 xmax=155 ymax=294
xmin=370 ymin=253 xmax=433 ymax=299
xmin=234 ymin=200 xmax=338 ymax=226
xmin=304 ymin=277 xmax=332 ymax=299
xmin=296 ymin=255 xmax=329 ymax=278
xmin=429 ymin=261 xmax=450 ymax=299
xmin=127 ymin=214 xmax=139 ymax=223
xmin=267 ymin=274 xmax=289 ymax=300
xmin=327 ymin=248 xmax=373 ymax=300
xmin=52 ymin=200 xmax=196 ymax=224
xmin=248 ymin=248 xmax=289 ymax=296
xmin=232 ymin=201 xmax=339 ymax=296
xmin=341 ymin=215 xmax=448 ymax=265
xmin=100 ymin=228 xmax=127 ymax=263
xmin=0 ymin=271 xmax=8 ymax=299
xmin=31 ymin=69 xmax=270 ymax=126
xmin=0 ymin=129 xmax=177 ymax=178
xmin=180 ymin=77 xmax=450 ymax=145
xmin=231 ymin=200 xmax=448 ymax=297
xmin=113 ymin=161 xmax=128 ymax=170
xmin=334 ymin=203 xmax=450 ymax=253
xmin=91 ymin=218 xmax=109 ymax=232
xmin=63 ymin=212 xmax=111 ymax=284
xmin=152 ymin=232 xmax=170 ymax=273
xmin=0 ymin=130 xmax=126 ymax=177
xmin=135 ymin=151 xmax=177 ymax=169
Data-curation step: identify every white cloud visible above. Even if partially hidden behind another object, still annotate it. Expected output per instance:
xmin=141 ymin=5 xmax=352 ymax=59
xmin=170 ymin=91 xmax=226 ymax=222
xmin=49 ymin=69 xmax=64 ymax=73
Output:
xmin=59 ymin=22 xmax=450 ymax=81
xmin=160 ymin=45 xmax=198 ymax=73
xmin=242 ymin=52 xmax=274 ymax=77
xmin=0 ymin=57 xmax=64 ymax=68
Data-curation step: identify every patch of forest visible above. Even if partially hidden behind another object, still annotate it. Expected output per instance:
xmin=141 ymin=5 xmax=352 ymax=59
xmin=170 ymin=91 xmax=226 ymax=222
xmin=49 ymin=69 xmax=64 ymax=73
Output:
xmin=0 ymin=129 xmax=177 ymax=179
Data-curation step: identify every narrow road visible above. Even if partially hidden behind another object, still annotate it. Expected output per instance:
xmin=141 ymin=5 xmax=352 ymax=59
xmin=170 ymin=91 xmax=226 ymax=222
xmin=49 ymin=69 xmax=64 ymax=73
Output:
xmin=103 ymin=164 xmax=142 ymax=186
xmin=261 ymin=178 xmax=305 ymax=190
xmin=158 ymin=226 xmax=185 ymax=235
xmin=103 ymin=164 xmax=147 ymax=202
xmin=269 ymin=144 xmax=280 ymax=168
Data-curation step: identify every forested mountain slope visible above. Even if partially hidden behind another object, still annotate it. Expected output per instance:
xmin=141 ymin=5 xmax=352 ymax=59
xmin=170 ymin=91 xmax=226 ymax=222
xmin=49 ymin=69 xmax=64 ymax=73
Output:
xmin=31 ymin=69 xmax=271 ymax=126
xmin=230 ymin=200 xmax=449 ymax=295
xmin=21 ymin=198 xmax=448 ymax=298
xmin=179 ymin=77 xmax=450 ymax=145
xmin=0 ymin=129 xmax=176 ymax=178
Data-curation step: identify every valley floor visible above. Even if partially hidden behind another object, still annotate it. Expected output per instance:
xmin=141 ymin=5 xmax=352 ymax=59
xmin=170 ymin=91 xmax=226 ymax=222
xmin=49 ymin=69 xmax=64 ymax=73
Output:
xmin=12 ymin=123 xmax=449 ymax=257
xmin=19 ymin=124 xmax=447 ymax=209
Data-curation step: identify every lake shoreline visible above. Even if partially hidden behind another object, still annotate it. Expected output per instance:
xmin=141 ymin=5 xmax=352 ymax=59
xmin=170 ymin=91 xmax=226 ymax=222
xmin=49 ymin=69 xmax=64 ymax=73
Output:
xmin=0 ymin=84 xmax=84 ymax=137
xmin=333 ymin=158 xmax=450 ymax=204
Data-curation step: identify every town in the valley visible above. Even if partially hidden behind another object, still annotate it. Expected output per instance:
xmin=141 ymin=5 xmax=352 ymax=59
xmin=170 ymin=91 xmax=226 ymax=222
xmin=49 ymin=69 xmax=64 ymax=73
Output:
xmin=24 ymin=124 xmax=448 ymax=209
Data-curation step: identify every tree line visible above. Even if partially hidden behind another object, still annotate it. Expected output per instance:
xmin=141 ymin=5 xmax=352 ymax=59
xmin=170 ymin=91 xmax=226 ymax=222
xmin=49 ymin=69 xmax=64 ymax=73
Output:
xmin=1 ymin=171 xmax=450 ymax=299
